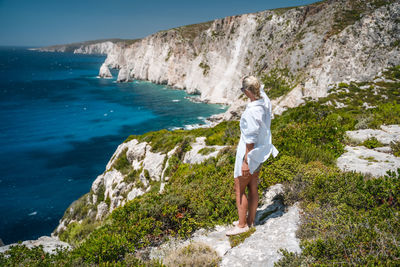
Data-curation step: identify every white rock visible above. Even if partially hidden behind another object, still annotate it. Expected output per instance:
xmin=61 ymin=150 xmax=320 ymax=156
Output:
xmin=337 ymin=145 xmax=400 ymax=177
xmin=221 ymin=203 xmax=301 ymax=267
xmin=96 ymin=202 xmax=109 ymax=220
xmin=91 ymin=173 xmax=105 ymax=194
xmin=183 ymin=137 xmax=225 ymax=164
xmin=117 ymin=67 xmax=132 ymax=82
xmin=346 ymin=125 xmax=400 ymax=145
xmin=126 ymin=141 xmax=147 ymax=169
xmin=127 ymin=188 xmax=145 ymax=201
xmin=161 ymin=146 xmax=179 ymax=181
xmin=143 ymin=146 xmax=166 ymax=181
xmin=0 ymin=236 xmax=71 ymax=255
xmin=99 ymin=63 xmax=112 ymax=78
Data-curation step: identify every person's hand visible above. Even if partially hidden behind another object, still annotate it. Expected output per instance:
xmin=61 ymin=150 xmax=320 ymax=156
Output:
xmin=242 ymin=158 xmax=250 ymax=175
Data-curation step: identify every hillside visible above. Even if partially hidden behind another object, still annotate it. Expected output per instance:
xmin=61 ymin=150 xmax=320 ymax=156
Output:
xmin=2 ymin=0 xmax=400 ymax=266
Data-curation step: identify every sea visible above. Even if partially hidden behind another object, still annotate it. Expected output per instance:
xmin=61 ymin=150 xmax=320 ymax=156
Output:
xmin=0 ymin=47 xmax=226 ymax=245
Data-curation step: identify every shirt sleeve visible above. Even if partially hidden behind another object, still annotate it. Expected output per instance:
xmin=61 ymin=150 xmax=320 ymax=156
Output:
xmin=241 ymin=109 xmax=262 ymax=144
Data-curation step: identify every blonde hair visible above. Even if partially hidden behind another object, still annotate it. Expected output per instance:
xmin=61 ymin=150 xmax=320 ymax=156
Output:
xmin=242 ymin=75 xmax=261 ymax=99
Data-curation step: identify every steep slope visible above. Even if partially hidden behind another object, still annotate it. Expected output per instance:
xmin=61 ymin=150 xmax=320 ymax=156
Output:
xmin=38 ymin=0 xmax=400 ymax=113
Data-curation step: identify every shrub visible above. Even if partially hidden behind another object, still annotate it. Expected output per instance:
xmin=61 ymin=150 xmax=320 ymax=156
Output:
xmin=277 ymin=168 xmax=400 ymax=265
xmin=198 ymin=147 xmax=216 ymax=155
xmin=391 ymin=141 xmax=400 ymax=157
xmin=361 ymin=137 xmax=384 ymax=149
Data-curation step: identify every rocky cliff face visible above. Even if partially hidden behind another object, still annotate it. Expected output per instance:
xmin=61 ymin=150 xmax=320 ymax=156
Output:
xmin=53 ymin=137 xmax=227 ymax=236
xmin=47 ymin=0 xmax=399 ymax=116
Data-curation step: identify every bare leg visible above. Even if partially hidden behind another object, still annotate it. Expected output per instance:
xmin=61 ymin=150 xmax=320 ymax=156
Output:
xmin=247 ymin=171 xmax=259 ymax=227
xmin=234 ymin=174 xmax=251 ymax=228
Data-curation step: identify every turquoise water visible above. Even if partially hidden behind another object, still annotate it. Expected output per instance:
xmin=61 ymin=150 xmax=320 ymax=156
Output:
xmin=0 ymin=47 xmax=226 ymax=244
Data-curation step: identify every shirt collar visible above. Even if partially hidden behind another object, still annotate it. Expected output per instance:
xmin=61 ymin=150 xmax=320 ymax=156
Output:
xmin=247 ymin=98 xmax=265 ymax=108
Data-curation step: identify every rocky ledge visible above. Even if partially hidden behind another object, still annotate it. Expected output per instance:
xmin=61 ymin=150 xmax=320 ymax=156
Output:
xmin=147 ymin=184 xmax=301 ymax=267
xmin=0 ymin=236 xmax=71 ymax=255
xmin=337 ymin=125 xmax=400 ymax=177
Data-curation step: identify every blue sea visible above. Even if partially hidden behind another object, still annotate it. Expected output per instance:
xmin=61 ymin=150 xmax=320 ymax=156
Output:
xmin=0 ymin=47 xmax=226 ymax=245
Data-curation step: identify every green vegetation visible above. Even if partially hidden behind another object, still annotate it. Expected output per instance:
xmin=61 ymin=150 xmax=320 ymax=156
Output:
xmin=327 ymin=0 xmax=393 ymax=37
xmin=391 ymin=141 xmax=400 ymax=157
xmin=361 ymin=137 xmax=384 ymax=149
xmin=277 ymin=167 xmax=400 ymax=266
xmin=199 ymin=61 xmax=211 ymax=76
xmin=125 ymin=121 xmax=240 ymax=153
xmin=198 ymin=147 xmax=216 ymax=155
xmin=172 ymin=21 xmax=213 ymax=42
xmin=228 ymin=227 xmax=256 ymax=248
xmin=165 ymin=49 xmax=172 ymax=62
xmin=3 ymin=65 xmax=399 ymax=265
xmin=261 ymin=67 xmax=295 ymax=99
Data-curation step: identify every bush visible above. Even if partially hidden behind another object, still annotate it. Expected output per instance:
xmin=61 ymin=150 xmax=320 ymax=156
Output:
xmin=277 ymin=168 xmax=400 ymax=265
xmin=361 ymin=137 xmax=384 ymax=149
xmin=391 ymin=141 xmax=400 ymax=157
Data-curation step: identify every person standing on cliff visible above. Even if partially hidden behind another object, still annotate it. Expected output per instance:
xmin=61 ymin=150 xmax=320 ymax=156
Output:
xmin=226 ymin=75 xmax=279 ymax=236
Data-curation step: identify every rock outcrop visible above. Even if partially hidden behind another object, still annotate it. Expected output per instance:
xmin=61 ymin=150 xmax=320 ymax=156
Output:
xmin=53 ymin=137 xmax=225 ymax=236
xmin=0 ymin=236 xmax=71 ymax=255
xmin=183 ymin=137 xmax=226 ymax=164
xmin=148 ymin=184 xmax=301 ymax=267
xmin=99 ymin=63 xmax=112 ymax=78
xmin=337 ymin=125 xmax=400 ymax=177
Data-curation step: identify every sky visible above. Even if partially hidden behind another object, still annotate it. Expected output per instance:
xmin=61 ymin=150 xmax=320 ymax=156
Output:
xmin=0 ymin=0 xmax=320 ymax=47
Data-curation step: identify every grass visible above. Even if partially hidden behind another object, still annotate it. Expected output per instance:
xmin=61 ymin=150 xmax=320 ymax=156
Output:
xmin=228 ymin=227 xmax=256 ymax=248
xmin=163 ymin=242 xmax=220 ymax=267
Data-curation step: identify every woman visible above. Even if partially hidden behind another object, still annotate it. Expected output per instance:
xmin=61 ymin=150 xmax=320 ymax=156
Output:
xmin=226 ymin=76 xmax=279 ymax=236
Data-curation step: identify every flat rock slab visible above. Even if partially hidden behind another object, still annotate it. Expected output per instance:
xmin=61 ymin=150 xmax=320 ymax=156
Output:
xmin=346 ymin=125 xmax=400 ymax=145
xmin=0 ymin=236 xmax=71 ymax=255
xmin=221 ymin=203 xmax=301 ymax=267
xmin=337 ymin=145 xmax=400 ymax=177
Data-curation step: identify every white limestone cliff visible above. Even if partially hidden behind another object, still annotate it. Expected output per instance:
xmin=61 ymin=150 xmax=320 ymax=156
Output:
xmin=36 ymin=1 xmax=400 ymax=116
xmin=99 ymin=63 xmax=112 ymax=78
xmin=53 ymin=136 xmax=226 ymax=236
xmin=97 ymin=0 xmax=399 ymax=114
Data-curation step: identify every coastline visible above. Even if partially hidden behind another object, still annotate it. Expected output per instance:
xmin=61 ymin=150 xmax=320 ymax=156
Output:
xmin=0 ymin=47 xmax=228 ymax=245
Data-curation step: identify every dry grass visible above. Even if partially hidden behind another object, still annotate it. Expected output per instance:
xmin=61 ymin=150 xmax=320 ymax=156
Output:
xmin=163 ymin=242 xmax=221 ymax=267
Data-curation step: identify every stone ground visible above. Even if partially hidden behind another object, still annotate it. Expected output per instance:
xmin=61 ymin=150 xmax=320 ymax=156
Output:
xmin=149 ymin=184 xmax=302 ymax=267
xmin=337 ymin=125 xmax=400 ymax=177
xmin=0 ymin=236 xmax=71 ymax=255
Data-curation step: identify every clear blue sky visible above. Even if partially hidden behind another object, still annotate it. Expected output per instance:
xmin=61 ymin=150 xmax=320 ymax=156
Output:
xmin=0 ymin=0 xmax=320 ymax=47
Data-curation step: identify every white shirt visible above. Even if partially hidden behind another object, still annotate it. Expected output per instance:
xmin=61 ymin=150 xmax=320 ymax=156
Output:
xmin=234 ymin=90 xmax=279 ymax=178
